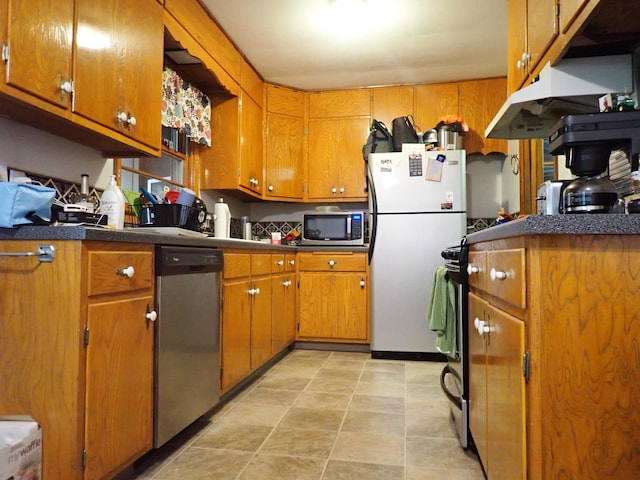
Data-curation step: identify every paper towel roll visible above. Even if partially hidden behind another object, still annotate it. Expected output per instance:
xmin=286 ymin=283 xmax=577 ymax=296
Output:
xmin=214 ymin=200 xmax=230 ymax=238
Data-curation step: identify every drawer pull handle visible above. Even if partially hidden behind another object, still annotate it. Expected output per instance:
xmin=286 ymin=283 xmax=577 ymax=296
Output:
xmin=146 ymin=310 xmax=157 ymax=322
xmin=276 ymin=260 xmax=284 ymax=266
xmin=328 ymin=260 xmax=336 ymax=267
xmin=360 ymin=279 xmax=365 ymax=288
xmin=467 ymin=265 xmax=480 ymax=275
xmin=117 ymin=266 xmax=135 ymax=278
xmin=289 ymin=259 xmax=295 ymax=266
xmin=0 ymin=244 xmax=55 ymax=263
xmin=474 ymin=318 xmax=490 ymax=335
xmin=282 ymin=280 xmax=292 ymax=287
xmin=490 ymin=268 xmax=507 ymax=281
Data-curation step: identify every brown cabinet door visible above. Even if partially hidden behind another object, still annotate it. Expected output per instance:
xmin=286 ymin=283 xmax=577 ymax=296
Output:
xmin=507 ymin=0 xmax=528 ymax=93
xmin=85 ymin=295 xmax=154 ymax=480
xmin=239 ymin=93 xmax=264 ymax=194
xmin=265 ymin=113 xmax=304 ymax=199
xmin=307 ymin=117 xmax=369 ymax=201
xmin=271 ymin=273 xmax=296 ymax=354
xmin=221 ymin=279 xmax=251 ymax=392
xmin=414 ymin=83 xmax=459 ymax=132
xmin=73 ymin=0 xmax=163 ymax=149
xmin=371 ymin=86 xmax=414 ymax=130
xmin=458 ymin=78 xmax=508 ymax=155
xmin=486 ymin=304 xmax=526 ymax=479
xmin=527 ymin=0 xmax=558 ymax=74
xmin=468 ymin=292 xmax=488 ymax=469
xmin=4 ymin=0 xmax=73 ymax=109
xmin=250 ymin=276 xmax=272 ymax=369
xmin=559 ymin=0 xmax=590 ymax=33
xmin=299 ymin=272 xmax=368 ymax=341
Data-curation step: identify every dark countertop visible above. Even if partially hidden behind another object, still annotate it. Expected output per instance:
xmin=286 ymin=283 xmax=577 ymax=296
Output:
xmin=466 ymin=214 xmax=640 ymax=244
xmin=0 ymin=225 xmax=370 ymax=253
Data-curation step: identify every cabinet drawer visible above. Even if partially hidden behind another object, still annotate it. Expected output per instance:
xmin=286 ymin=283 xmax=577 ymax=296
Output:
xmin=272 ymin=253 xmax=297 ymax=273
xmin=486 ymin=249 xmax=526 ymax=309
xmin=468 ymin=251 xmax=487 ymax=291
xmin=252 ymin=254 xmax=272 ymax=276
xmin=298 ymin=253 xmax=366 ymax=272
xmin=224 ymin=253 xmax=251 ymax=279
xmin=87 ymin=250 xmax=153 ymax=296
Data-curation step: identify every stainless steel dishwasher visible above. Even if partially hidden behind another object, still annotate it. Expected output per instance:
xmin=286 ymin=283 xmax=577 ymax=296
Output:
xmin=154 ymin=245 xmax=223 ymax=447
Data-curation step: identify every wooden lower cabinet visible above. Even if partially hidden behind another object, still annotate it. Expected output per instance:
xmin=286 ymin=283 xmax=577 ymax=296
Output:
xmin=470 ymin=234 xmax=640 ymax=479
xmin=220 ymin=252 xmax=274 ymax=394
xmin=271 ymin=253 xmax=297 ymax=354
xmin=0 ymin=240 xmax=154 ymax=480
xmin=297 ymin=252 xmax=369 ymax=342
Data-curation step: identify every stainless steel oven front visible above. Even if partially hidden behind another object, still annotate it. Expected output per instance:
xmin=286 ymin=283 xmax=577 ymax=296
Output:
xmin=439 ymin=238 xmax=471 ymax=449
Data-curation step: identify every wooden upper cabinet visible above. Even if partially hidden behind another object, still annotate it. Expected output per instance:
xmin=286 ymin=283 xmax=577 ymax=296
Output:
xmin=240 ymin=58 xmax=264 ymax=108
xmin=73 ymin=0 xmax=164 ymax=150
xmin=371 ymin=86 xmax=414 ymax=130
xmin=414 ymin=83 xmax=459 ymax=132
xmin=559 ymin=0 xmax=590 ymax=33
xmin=527 ymin=0 xmax=558 ymax=73
xmin=458 ymin=78 xmax=508 ymax=155
xmin=267 ymin=84 xmax=305 ymax=117
xmin=239 ymin=93 xmax=264 ymax=194
xmin=265 ymin=85 xmax=305 ymax=200
xmin=2 ymin=0 xmax=74 ymax=111
xmin=507 ymin=0 xmax=528 ymax=94
xmin=508 ymin=0 xmax=558 ymax=93
xmin=309 ymin=89 xmax=370 ymax=118
xmin=307 ymin=116 xmax=369 ymax=201
xmin=164 ymin=0 xmax=243 ymax=81
xmin=203 ymin=91 xmax=264 ymax=197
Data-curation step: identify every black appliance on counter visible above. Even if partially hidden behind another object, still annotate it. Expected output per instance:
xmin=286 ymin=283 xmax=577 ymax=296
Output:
xmin=549 ymin=109 xmax=640 ymax=213
xmin=439 ymin=237 xmax=471 ymax=449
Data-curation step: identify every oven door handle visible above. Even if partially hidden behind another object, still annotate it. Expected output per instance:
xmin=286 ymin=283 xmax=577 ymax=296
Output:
xmin=440 ymin=365 xmax=462 ymax=409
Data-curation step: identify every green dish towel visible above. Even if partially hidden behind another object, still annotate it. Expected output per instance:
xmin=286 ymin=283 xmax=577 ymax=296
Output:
xmin=427 ymin=266 xmax=458 ymax=359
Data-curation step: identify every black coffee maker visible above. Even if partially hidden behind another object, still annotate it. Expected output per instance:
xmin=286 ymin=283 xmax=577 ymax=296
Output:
xmin=549 ymin=110 xmax=640 ymax=213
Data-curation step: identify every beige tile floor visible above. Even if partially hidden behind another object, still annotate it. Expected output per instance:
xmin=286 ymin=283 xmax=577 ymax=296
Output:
xmin=124 ymin=349 xmax=485 ymax=480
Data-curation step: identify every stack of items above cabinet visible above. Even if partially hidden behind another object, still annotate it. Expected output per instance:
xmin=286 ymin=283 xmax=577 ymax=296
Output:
xmin=297 ymin=251 xmax=369 ymax=343
xmin=0 ymin=241 xmax=155 ymax=480
xmin=467 ymin=234 xmax=640 ymax=478
xmin=0 ymin=0 xmax=164 ymax=156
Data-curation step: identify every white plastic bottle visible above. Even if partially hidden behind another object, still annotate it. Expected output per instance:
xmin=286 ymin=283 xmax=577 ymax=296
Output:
xmin=214 ymin=198 xmax=231 ymax=238
xmin=99 ymin=175 xmax=125 ymax=229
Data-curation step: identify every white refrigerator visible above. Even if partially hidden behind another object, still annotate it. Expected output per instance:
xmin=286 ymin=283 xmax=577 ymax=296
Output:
xmin=368 ymin=148 xmax=466 ymax=356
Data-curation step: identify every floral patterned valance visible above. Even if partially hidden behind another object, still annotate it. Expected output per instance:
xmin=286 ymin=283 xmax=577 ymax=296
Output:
xmin=162 ymin=67 xmax=211 ymax=147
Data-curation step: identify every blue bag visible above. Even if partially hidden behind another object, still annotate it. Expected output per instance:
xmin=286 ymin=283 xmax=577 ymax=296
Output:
xmin=0 ymin=182 xmax=56 ymax=228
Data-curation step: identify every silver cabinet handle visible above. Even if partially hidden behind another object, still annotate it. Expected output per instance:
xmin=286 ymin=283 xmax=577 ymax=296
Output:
xmin=116 ymin=266 xmax=135 ymax=278
xmin=0 ymin=244 xmax=55 ymax=263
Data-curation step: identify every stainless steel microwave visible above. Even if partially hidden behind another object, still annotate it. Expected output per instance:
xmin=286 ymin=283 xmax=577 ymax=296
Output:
xmin=301 ymin=211 xmax=366 ymax=246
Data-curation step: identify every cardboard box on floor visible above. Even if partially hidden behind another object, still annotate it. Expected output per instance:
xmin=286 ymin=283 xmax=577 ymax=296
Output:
xmin=0 ymin=416 xmax=42 ymax=480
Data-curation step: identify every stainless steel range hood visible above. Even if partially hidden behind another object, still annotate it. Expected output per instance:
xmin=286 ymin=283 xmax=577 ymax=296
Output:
xmin=485 ymin=54 xmax=633 ymax=139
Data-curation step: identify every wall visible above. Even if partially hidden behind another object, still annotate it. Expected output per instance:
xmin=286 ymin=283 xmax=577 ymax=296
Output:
xmin=467 ymin=150 xmax=520 ymax=219
xmin=0 ymin=117 xmax=113 ymax=188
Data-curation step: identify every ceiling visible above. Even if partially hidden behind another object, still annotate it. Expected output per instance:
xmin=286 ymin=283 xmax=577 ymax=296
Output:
xmin=199 ymin=0 xmax=509 ymax=91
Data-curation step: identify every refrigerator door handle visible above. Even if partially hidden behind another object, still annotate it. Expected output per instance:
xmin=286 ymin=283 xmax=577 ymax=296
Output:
xmin=367 ymin=163 xmax=378 ymax=264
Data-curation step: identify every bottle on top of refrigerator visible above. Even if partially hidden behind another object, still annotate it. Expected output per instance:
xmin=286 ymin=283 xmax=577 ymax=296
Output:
xmin=100 ymin=175 xmax=125 ymax=229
